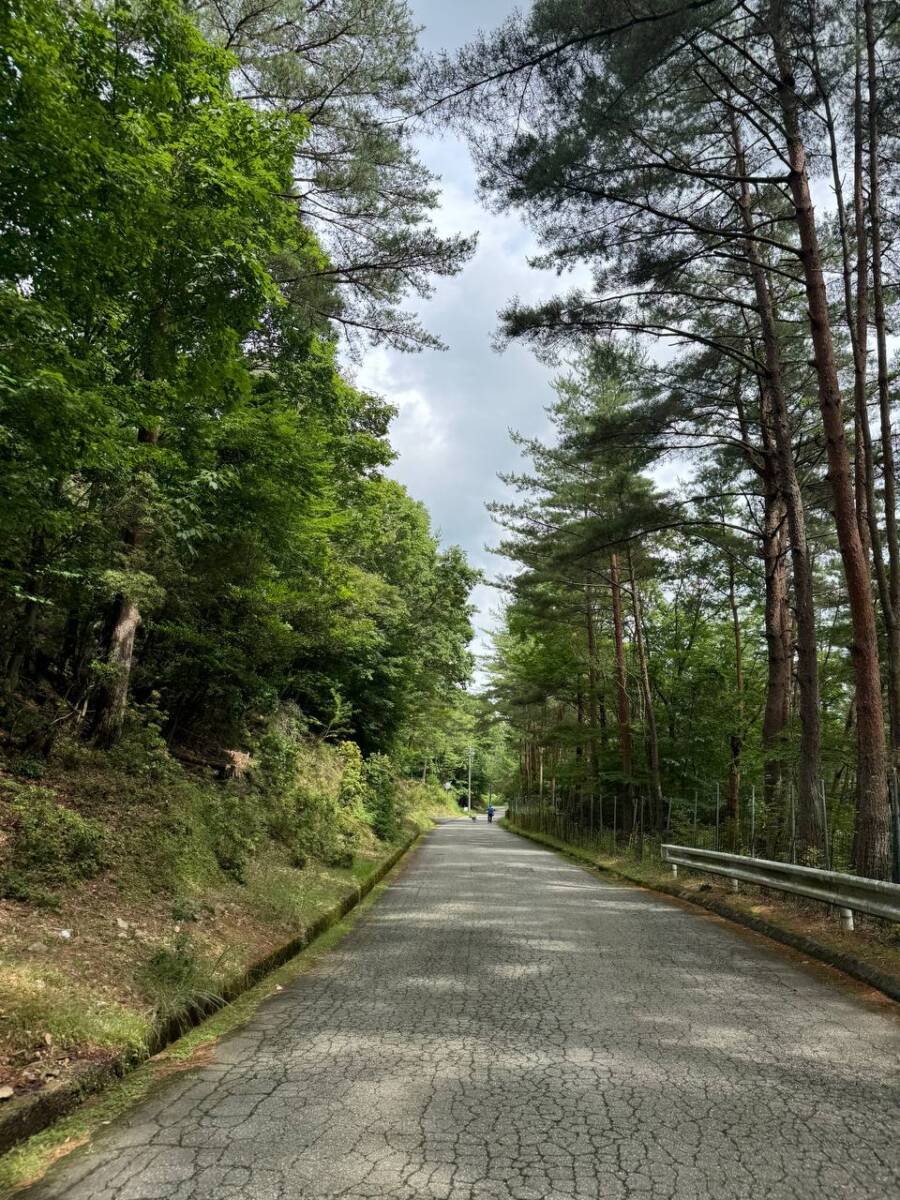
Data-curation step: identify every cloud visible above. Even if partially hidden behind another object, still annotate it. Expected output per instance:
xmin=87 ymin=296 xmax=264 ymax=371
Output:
xmin=354 ymin=139 xmax=567 ymax=669
xmin=352 ymin=1 xmax=592 ymax=678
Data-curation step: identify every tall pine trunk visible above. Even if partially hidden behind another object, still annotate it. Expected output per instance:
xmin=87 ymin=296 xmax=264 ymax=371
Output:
xmin=627 ymin=549 xmax=662 ymax=830
xmin=731 ymin=115 xmax=823 ymax=856
xmin=760 ymin=476 xmax=791 ymax=809
xmin=584 ymin=584 xmax=602 ymax=825
xmin=864 ymin=0 xmax=900 ymax=761
xmin=726 ymin=556 xmax=743 ymax=840
xmin=768 ymin=5 xmax=889 ymax=876
xmin=609 ymin=552 xmax=633 ymax=805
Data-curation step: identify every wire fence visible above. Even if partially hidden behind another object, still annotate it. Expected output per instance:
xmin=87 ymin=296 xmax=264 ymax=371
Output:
xmin=506 ymin=774 xmax=900 ymax=879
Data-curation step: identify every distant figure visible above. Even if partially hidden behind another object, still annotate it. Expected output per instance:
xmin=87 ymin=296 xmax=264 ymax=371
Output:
xmin=487 ymin=803 xmax=495 ymax=823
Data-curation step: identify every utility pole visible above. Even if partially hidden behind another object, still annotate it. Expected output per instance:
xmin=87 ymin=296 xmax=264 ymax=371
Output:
xmin=467 ymin=745 xmax=473 ymax=812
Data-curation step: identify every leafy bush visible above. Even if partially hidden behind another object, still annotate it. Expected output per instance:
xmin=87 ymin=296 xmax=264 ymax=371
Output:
xmin=292 ymin=785 xmax=355 ymax=867
xmin=105 ymin=699 xmax=180 ymax=783
xmin=337 ymin=741 xmax=367 ymax=813
xmin=257 ymin=725 xmax=303 ymax=797
xmin=10 ymin=756 xmax=45 ymax=780
xmin=2 ymin=789 xmax=107 ymax=887
xmin=0 ymin=871 xmax=61 ymax=908
xmin=208 ymin=793 xmax=265 ymax=883
xmin=364 ymin=753 xmax=398 ymax=841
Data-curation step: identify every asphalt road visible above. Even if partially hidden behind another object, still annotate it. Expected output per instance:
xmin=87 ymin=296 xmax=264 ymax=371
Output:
xmin=28 ymin=820 xmax=900 ymax=1199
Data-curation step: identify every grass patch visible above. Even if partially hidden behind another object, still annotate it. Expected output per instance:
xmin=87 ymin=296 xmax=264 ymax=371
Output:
xmin=0 ymin=723 xmax=448 ymax=1166
xmin=135 ymin=935 xmax=227 ymax=1028
xmin=0 ymin=960 xmax=149 ymax=1062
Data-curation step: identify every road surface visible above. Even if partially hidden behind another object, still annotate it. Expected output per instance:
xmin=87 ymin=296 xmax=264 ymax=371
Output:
xmin=27 ymin=820 xmax=900 ymax=1199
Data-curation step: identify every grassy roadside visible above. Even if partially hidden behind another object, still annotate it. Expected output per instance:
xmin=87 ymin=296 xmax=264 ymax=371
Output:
xmin=0 ymin=841 xmax=418 ymax=1197
xmin=503 ymin=820 xmax=900 ymax=999
xmin=0 ymin=729 xmax=458 ymax=1143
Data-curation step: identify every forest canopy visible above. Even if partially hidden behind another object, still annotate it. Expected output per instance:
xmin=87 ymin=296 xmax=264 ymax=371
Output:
xmin=0 ymin=0 xmax=478 ymax=777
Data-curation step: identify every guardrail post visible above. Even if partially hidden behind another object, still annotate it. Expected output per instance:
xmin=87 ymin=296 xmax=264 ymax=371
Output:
xmin=671 ymin=864 xmax=678 ymax=878
xmin=839 ymin=907 xmax=854 ymax=933
xmin=731 ymin=878 xmax=739 ymax=893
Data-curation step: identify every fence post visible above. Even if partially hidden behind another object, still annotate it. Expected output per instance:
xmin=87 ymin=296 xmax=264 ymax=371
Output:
xmin=820 ymin=781 xmax=831 ymax=871
xmin=750 ymin=786 xmax=755 ymax=857
xmin=891 ymin=770 xmax=900 ymax=885
xmin=715 ymin=784 xmax=720 ymax=851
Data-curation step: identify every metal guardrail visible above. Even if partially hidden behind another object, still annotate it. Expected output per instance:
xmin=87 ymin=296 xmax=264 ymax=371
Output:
xmin=660 ymin=844 xmax=900 ymax=931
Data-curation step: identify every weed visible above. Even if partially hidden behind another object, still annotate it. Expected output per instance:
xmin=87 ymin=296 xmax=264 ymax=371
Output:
xmin=136 ymin=934 xmax=225 ymax=1026
xmin=10 ymin=755 xmax=46 ymax=780
xmin=0 ymin=870 xmax=60 ymax=908
xmin=170 ymin=897 xmax=204 ymax=923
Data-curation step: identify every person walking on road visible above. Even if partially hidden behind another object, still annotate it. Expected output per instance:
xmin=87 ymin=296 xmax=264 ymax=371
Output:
xmin=487 ymin=802 xmax=495 ymax=823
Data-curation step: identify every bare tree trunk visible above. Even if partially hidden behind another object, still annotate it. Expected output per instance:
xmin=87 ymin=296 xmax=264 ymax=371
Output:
xmin=768 ymin=7 xmax=890 ymax=877
xmin=731 ymin=115 xmax=823 ymax=856
xmin=584 ymin=585 xmax=601 ymax=821
xmin=864 ymin=0 xmax=900 ymax=762
xmin=761 ymin=480 xmax=791 ymax=809
xmin=90 ymin=595 xmax=142 ymax=748
xmin=736 ymin=369 xmax=791 ymax=811
xmin=726 ymin=556 xmax=743 ymax=838
xmin=825 ymin=10 xmax=899 ymax=765
xmin=90 ymin=425 xmax=159 ymax=746
xmin=627 ymin=548 xmax=662 ymax=830
xmin=609 ymin=552 xmax=633 ymax=793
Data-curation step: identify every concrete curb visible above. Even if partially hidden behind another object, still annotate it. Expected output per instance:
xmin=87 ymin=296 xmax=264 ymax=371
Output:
xmin=0 ymin=829 xmax=422 ymax=1156
xmin=504 ymin=822 xmax=900 ymax=1005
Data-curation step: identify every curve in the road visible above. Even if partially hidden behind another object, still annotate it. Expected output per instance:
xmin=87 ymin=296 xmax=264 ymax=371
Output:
xmin=23 ymin=820 xmax=900 ymax=1200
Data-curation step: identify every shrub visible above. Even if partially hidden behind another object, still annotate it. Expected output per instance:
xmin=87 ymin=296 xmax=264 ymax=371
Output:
xmin=209 ymin=793 xmax=265 ymax=883
xmin=337 ymin=741 xmax=367 ymax=813
xmin=257 ymin=726 xmax=302 ymax=797
xmin=293 ymin=786 xmax=355 ymax=867
xmin=2 ymin=789 xmax=107 ymax=888
xmin=105 ymin=699 xmax=179 ymax=783
xmin=364 ymin=754 xmax=398 ymax=841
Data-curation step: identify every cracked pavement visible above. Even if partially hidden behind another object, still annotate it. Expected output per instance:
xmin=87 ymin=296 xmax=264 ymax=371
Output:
xmin=25 ymin=820 xmax=900 ymax=1199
